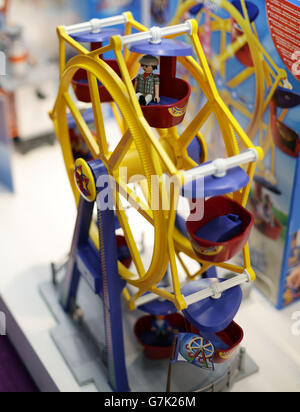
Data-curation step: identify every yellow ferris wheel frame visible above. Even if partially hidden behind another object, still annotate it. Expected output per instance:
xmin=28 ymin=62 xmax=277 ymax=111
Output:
xmin=50 ymin=11 xmax=263 ymax=312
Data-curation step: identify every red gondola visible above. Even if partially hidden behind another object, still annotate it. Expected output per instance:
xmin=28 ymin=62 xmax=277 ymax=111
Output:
xmin=130 ymin=41 xmax=193 ymax=128
xmin=72 ymin=60 xmax=122 ymax=103
xmin=69 ymin=29 xmax=123 ymax=103
xmin=186 ymin=196 xmax=254 ymax=263
xmin=134 ymin=314 xmax=186 ymax=360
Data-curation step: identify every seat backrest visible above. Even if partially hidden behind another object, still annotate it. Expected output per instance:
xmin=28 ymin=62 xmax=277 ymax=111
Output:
xmin=159 ymin=76 xmax=190 ymax=101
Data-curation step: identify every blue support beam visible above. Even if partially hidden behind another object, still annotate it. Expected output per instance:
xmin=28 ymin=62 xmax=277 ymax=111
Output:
xmin=59 ymin=160 xmax=130 ymax=392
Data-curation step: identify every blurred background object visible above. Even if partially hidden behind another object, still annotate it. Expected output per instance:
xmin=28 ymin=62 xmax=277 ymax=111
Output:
xmin=0 ymin=0 xmax=88 ymax=154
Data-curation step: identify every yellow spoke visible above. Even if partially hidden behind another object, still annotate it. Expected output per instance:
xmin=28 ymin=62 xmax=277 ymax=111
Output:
xmin=212 ymin=34 xmax=247 ymax=70
xmin=226 ymin=66 xmax=255 ymax=89
xmin=278 ymin=109 xmax=288 ymax=123
xmin=180 ymin=101 xmax=213 ymax=149
xmin=167 ymin=181 xmax=186 ymax=309
xmin=89 ymin=43 xmax=113 ymax=58
xmin=110 ymin=102 xmax=127 ymax=135
xmin=175 ymin=251 xmax=209 ymax=280
xmin=108 ymin=129 xmax=133 ymax=170
xmin=87 ymin=72 xmax=109 ymax=156
xmin=240 ymin=0 xmax=251 ymax=26
xmin=213 ymin=262 xmax=244 ymax=274
xmin=262 ymin=127 xmax=274 ymax=154
xmin=115 ymin=193 xmax=146 ymax=279
xmin=223 ymin=93 xmax=252 ymax=120
xmin=211 ymin=18 xmax=231 ymax=33
xmin=63 ymin=92 xmax=100 ymax=158
xmin=116 ymin=178 xmax=154 ymax=226
xmin=150 ymin=286 xmax=178 ymax=307
xmin=262 ymin=60 xmax=273 ymax=89
xmin=176 ymin=251 xmax=191 ymax=278
xmin=57 ymin=26 xmax=89 ymax=56
xmin=240 ymin=162 xmax=256 ymax=207
xmin=263 ymin=75 xmax=283 ymax=114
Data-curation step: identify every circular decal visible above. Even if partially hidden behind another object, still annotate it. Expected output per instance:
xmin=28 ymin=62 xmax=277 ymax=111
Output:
xmin=74 ymin=158 xmax=96 ymax=202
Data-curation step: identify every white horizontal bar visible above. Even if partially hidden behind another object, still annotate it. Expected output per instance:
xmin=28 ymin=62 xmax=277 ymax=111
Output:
xmin=134 ymin=271 xmax=250 ymax=309
xmin=65 ymin=13 xmax=128 ymax=35
xmin=183 ymin=148 xmax=259 ymax=184
xmin=121 ymin=21 xmax=193 ymax=47
xmin=185 ymin=273 xmax=249 ymax=306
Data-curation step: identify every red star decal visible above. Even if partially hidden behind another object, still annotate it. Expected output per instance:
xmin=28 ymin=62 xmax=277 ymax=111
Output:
xmin=75 ymin=165 xmax=91 ymax=197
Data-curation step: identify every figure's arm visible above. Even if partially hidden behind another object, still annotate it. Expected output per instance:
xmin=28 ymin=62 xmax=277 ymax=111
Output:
xmin=154 ymin=83 xmax=160 ymax=103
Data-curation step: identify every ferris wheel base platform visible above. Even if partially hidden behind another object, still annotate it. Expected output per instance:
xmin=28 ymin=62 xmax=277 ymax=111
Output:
xmin=27 ymin=277 xmax=258 ymax=393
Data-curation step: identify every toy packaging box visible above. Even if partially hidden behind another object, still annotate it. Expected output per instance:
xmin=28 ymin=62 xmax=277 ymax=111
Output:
xmin=195 ymin=0 xmax=300 ymax=308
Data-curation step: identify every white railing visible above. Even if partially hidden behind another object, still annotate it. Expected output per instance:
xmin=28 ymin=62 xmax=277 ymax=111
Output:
xmin=120 ymin=21 xmax=193 ymax=47
xmin=64 ymin=13 xmax=129 ymax=35
xmin=133 ymin=271 xmax=250 ymax=309
xmin=183 ymin=148 xmax=259 ymax=183
xmin=184 ymin=272 xmax=250 ymax=305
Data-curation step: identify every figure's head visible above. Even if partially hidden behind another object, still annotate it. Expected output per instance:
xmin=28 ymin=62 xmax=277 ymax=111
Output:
xmin=139 ymin=55 xmax=159 ymax=73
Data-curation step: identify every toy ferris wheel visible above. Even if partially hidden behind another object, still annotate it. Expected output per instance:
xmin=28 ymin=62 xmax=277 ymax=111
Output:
xmin=50 ymin=11 xmax=263 ymax=391
xmin=50 ymin=10 xmax=262 ymax=309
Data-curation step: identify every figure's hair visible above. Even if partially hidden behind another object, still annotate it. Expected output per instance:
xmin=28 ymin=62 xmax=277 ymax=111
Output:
xmin=139 ymin=55 xmax=159 ymax=70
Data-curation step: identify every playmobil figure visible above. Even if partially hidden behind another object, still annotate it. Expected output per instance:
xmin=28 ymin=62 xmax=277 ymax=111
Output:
xmin=151 ymin=315 xmax=172 ymax=340
xmin=134 ymin=55 xmax=160 ymax=106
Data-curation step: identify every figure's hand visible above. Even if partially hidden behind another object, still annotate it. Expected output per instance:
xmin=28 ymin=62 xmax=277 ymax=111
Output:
xmin=154 ymin=96 xmax=160 ymax=103
xmin=287 ymin=266 xmax=300 ymax=289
